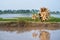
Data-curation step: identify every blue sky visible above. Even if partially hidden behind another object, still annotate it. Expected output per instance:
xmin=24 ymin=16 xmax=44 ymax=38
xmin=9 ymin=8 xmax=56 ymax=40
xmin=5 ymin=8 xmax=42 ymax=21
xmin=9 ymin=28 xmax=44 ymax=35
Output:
xmin=0 ymin=0 xmax=60 ymax=11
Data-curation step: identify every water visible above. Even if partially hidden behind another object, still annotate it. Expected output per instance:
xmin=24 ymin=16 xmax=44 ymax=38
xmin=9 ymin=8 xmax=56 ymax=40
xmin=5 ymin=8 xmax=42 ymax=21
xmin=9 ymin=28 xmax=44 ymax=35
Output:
xmin=0 ymin=26 xmax=60 ymax=40
xmin=50 ymin=14 xmax=60 ymax=18
xmin=0 ymin=13 xmax=32 ymax=18
xmin=0 ymin=13 xmax=60 ymax=18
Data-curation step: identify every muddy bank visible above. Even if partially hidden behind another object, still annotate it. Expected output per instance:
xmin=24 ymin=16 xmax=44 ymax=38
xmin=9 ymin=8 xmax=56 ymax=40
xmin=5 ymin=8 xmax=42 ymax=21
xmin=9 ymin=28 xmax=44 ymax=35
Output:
xmin=0 ymin=22 xmax=60 ymax=32
xmin=0 ymin=21 xmax=60 ymax=30
xmin=0 ymin=22 xmax=60 ymax=27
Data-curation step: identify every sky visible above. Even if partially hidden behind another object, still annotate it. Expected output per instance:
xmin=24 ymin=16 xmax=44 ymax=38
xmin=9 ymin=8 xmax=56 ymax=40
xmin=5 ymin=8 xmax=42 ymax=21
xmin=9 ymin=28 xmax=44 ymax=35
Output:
xmin=0 ymin=0 xmax=60 ymax=11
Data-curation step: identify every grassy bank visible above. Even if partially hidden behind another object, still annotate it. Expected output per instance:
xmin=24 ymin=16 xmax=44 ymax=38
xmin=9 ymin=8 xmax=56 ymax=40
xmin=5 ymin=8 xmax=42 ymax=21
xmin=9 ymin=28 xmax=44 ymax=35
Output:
xmin=0 ymin=17 xmax=60 ymax=22
xmin=46 ymin=17 xmax=60 ymax=22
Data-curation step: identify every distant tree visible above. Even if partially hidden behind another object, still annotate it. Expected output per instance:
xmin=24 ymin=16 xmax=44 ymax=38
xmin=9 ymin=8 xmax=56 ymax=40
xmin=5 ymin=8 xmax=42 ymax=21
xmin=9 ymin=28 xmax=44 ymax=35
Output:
xmin=56 ymin=11 xmax=60 ymax=14
xmin=25 ymin=10 xmax=31 ymax=13
xmin=12 ymin=10 xmax=16 ymax=13
xmin=3 ymin=10 xmax=8 ymax=13
xmin=31 ymin=9 xmax=39 ymax=13
xmin=0 ymin=10 xmax=2 ymax=14
xmin=50 ymin=11 xmax=56 ymax=14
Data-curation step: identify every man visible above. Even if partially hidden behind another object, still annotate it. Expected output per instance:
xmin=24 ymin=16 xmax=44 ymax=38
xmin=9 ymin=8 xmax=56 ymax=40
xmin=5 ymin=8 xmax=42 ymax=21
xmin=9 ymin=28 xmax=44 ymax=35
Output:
xmin=32 ymin=14 xmax=37 ymax=20
xmin=39 ymin=8 xmax=50 ymax=22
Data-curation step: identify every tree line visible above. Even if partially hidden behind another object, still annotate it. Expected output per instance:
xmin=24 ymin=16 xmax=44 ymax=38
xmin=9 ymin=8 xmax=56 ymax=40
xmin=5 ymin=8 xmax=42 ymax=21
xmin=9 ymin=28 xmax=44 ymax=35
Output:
xmin=0 ymin=9 xmax=60 ymax=14
xmin=50 ymin=11 xmax=60 ymax=14
xmin=0 ymin=9 xmax=39 ymax=14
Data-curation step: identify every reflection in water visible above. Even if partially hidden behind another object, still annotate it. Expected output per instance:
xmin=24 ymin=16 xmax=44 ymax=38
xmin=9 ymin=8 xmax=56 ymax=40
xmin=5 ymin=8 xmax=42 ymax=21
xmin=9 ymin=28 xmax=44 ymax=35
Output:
xmin=40 ymin=31 xmax=50 ymax=40
xmin=32 ymin=30 xmax=39 ymax=38
xmin=0 ymin=26 xmax=60 ymax=40
xmin=32 ymin=30 xmax=50 ymax=40
xmin=32 ymin=32 xmax=38 ymax=38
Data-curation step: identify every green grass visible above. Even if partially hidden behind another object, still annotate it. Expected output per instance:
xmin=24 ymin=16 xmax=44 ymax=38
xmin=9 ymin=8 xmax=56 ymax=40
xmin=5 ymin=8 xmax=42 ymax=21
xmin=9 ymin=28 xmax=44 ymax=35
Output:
xmin=46 ymin=17 xmax=60 ymax=22
xmin=0 ymin=17 xmax=60 ymax=22
xmin=17 ymin=17 xmax=40 ymax=22
xmin=0 ymin=18 xmax=17 ymax=21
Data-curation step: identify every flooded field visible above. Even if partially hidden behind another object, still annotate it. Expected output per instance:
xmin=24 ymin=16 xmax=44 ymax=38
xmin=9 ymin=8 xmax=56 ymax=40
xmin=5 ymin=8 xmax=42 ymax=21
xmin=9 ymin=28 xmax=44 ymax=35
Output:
xmin=0 ymin=26 xmax=60 ymax=40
